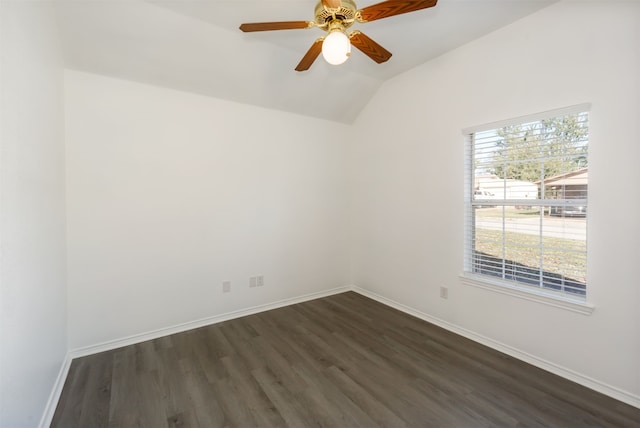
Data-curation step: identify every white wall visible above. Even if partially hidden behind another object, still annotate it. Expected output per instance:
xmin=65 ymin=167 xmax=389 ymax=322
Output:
xmin=65 ymin=70 xmax=351 ymax=350
xmin=351 ymin=1 xmax=640 ymax=402
xmin=0 ymin=2 xmax=67 ymax=427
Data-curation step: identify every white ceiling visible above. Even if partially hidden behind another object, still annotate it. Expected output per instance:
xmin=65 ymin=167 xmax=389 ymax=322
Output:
xmin=54 ymin=0 xmax=557 ymax=123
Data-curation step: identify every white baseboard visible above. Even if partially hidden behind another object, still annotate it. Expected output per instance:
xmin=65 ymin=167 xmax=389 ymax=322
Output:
xmin=351 ymin=285 xmax=640 ymax=410
xmin=69 ymin=285 xmax=350 ymax=359
xmin=39 ymin=352 xmax=72 ymax=428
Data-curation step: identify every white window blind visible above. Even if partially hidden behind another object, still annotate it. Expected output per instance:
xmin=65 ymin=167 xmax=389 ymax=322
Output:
xmin=464 ymin=106 xmax=589 ymax=300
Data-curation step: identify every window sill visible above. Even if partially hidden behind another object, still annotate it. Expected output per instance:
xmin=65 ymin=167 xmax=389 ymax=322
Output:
xmin=459 ymin=273 xmax=595 ymax=315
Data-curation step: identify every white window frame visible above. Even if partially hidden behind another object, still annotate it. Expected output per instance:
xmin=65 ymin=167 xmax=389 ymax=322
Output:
xmin=461 ymin=104 xmax=594 ymax=315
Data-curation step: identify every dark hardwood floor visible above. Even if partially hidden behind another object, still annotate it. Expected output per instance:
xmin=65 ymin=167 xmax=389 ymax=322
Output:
xmin=52 ymin=291 xmax=640 ymax=427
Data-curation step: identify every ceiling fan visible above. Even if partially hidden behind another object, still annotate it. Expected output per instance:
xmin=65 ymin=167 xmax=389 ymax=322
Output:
xmin=239 ymin=0 xmax=438 ymax=71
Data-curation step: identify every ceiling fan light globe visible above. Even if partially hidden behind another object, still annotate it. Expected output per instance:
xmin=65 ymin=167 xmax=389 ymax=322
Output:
xmin=322 ymin=30 xmax=351 ymax=65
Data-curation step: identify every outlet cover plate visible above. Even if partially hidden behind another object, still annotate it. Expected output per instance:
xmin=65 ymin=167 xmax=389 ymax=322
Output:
xmin=440 ymin=286 xmax=448 ymax=299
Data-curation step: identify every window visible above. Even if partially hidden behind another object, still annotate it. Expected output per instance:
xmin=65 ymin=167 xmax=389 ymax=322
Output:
xmin=463 ymin=105 xmax=589 ymax=305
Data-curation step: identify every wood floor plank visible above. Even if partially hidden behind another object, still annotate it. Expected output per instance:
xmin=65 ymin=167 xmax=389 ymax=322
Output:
xmin=50 ymin=359 xmax=90 ymax=427
xmin=322 ymin=365 xmax=408 ymax=428
xmin=108 ymin=346 xmax=141 ymax=427
xmin=208 ymin=377 xmax=254 ymax=427
xmin=292 ymin=364 xmax=379 ymax=428
xmin=134 ymin=369 xmax=173 ymax=428
xmin=52 ymin=292 xmax=640 ymax=427
xmin=76 ymin=351 xmax=112 ymax=427
xmin=251 ymin=366 xmax=320 ymax=428
xmin=219 ymin=355 xmax=285 ymax=427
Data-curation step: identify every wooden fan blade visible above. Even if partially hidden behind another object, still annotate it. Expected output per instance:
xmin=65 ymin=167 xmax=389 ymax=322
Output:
xmin=239 ymin=21 xmax=311 ymax=32
xmin=350 ymin=31 xmax=392 ymax=63
xmin=358 ymin=0 xmax=437 ymax=23
xmin=322 ymin=0 xmax=342 ymax=8
xmin=295 ymin=38 xmax=324 ymax=71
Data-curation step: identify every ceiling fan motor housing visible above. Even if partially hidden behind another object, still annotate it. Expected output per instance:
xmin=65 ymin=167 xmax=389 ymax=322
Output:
xmin=314 ymin=0 xmax=358 ymax=29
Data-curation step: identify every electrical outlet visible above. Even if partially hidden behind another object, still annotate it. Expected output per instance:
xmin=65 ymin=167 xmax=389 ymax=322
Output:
xmin=440 ymin=286 xmax=448 ymax=299
xmin=250 ymin=276 xmax=257 ymax=288
xmin=223 ymin=281 xmax=231 ymax=293
xmin=257 ymin=275 xmax=264 ymax=287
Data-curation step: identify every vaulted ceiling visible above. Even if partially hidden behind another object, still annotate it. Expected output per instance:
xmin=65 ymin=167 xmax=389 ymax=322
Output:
xmin=54 ymin=0 xmax=557 ymax=123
